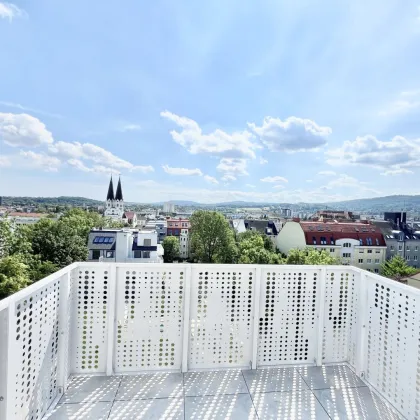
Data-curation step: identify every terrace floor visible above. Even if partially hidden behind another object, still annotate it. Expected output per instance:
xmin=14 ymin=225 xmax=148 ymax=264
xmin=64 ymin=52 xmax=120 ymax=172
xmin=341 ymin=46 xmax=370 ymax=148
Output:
xmin=43 ymin=364 xmax=404 ymax=420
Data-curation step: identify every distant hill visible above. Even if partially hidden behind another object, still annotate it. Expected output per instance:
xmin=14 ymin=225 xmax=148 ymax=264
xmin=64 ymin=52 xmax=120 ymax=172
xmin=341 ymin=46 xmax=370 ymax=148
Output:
xmin=2 ymin=194 xmax=420 ymax=212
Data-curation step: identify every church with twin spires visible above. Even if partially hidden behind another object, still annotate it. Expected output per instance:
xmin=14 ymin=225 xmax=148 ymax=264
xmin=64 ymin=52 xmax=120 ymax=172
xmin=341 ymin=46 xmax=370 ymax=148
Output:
xmin=104 ymin=176 xmax=125 ymax=220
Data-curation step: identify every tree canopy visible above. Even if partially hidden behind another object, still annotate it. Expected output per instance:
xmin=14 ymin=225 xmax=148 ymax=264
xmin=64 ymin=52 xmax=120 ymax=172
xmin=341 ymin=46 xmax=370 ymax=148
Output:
xmin=285 ymin=248 xmax=339 ymax=265
xmin=162 ymin=236 xmax=180 ymax=263
xmin=380 ymin=255 xmax=417 ymax=280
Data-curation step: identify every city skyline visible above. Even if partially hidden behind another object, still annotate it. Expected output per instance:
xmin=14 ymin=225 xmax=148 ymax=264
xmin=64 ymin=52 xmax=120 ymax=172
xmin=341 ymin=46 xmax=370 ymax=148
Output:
xmin=1 ymin=0 xmax=420 ymax=203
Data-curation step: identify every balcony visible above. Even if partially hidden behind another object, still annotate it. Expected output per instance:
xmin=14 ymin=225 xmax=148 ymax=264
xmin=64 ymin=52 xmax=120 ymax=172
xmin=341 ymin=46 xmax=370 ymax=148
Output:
xmin=0 ymin=263 xmax=418 ymax=419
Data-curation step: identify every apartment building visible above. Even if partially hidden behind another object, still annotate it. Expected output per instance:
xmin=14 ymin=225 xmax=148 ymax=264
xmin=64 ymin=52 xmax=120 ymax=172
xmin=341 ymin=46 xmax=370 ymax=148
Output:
xmin=88 ymin=228 xmax=164 ymax=263
xmin=167 ymin=218 xmax=191 ymax=259
xmin=276 ymin=220 xmax=387 ymax=272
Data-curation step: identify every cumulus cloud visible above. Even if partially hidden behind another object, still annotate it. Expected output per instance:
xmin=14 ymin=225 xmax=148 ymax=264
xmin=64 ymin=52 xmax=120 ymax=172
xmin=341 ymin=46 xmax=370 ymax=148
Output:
xmin=326 ymin=135 xmax=420 ymax=171
xmin=260 ymin=176 xmax=288 ymax=183
xmin=216 ymin=158 xmax=248 ymax=181
xmin=318 ymin=170 xmax=336 ymax=176
xmin=248 ymin=116 xmax=331 ymax=152
xmin=0 ymin=113 xmax=54 ymax=147
xmin=203 ymin=175 xmax=219 ymax=184
xmin=0 ymin=2 xmax=26 ymax=20
xmin=259 ymin=157 xmax=268 ymax=164
xmin=161 ymin=110 xmax=259 ymax=159
xmin=162 ymin=165 xmax=203 ymax=176
xmin=20 ymin=151 xmax=60 ymax=172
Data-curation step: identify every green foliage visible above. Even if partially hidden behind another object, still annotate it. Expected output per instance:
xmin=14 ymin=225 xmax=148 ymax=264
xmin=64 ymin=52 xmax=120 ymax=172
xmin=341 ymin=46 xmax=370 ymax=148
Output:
xmin=237 ymin=234 xmax=282 ymax=264
xmin=190 ymin=211 xmax=237 ymax=263
xmin=162 ymin=236 xmax=180 ymax=262
xmin=380 ymin=255 xmax=417 ymax=280
xmin=0 ymin=217 xmax=13 ymax=258
xmin=286 ymin=248 xmax=339 ymax=265
xmin=0 ymin=256 xmax=32 ymax=300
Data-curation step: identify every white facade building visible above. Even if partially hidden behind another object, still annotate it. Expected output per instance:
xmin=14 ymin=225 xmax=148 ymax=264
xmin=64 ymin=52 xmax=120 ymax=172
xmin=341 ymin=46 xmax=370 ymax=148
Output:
xmin=88 ymin=228 xmax=163 ymax=263
xmin=163 ymin=202 xmax=176 ymax=213
xmin=179 ymin=228 xmax=189 ymax=259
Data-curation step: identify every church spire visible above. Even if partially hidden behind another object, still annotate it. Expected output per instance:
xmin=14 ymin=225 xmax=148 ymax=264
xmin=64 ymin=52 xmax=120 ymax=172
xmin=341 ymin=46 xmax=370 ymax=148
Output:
xmin=106 ymin=176 xmax=115 ymax=200
xmin=115 ymin=176 xmax=123 ymax=201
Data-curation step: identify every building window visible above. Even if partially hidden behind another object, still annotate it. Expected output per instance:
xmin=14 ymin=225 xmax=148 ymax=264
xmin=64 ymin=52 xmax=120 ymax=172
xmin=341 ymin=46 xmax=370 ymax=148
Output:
xmin=343 ymin=243 xmax=351 ymax=248
xmin=375 ymin=259 xmax=380 ymax=264
xmin=106 ymin=251 xmax=114 ymax=258
xmin=134 ymin=250 xmax=142 ymax=258
xmin=358 ymin=259 xmax=363 ymax=263
xmin=330 ymin=248 xmax=334 ymax=253
xmin=406 ymin=255 xmax=410 ymax=261
xmin=143 ymin=251 xmax=150 ymax=258
xmin=374 ymin=269 xmax=379 ymax=273
xmin=359 ymin=249 xmax=364 ymax=253
xmin=406 ymin=246 xmax=410 ymax=251
xmin=330 ymin=237 xmax=334 ymax=245
xmin=312 ymin=236 xmax=317 ymax=245
xmin=390 ymin=245 xmax=394 ymax=251
xmin=320 ymin=236 xmax=326 ymax=245
xmin=343 ymin=253 xmax=351 ymax=258
xmin=398 ymin=245 xmax=403 ymax=251
xmin=359 ymin=239 xmax=363 ymax=246
xmin=143 ymin=238 xmax=151 ymax=246
xmin=367 ymin=250 xmax=372 ymax=254
xmin=366 ymin=237 xmax=372 ymax=245
xmin=414 ymin=256 xmax=418 ymax=261
xmin=415 ymin=246 xmax=418 ymax=252
xmin=92 ymin=250 xmax=100 ymax=260
xmin=367 ymin=259 xmax=372 ymax=263
xmin=375 ymin=249 xmax=380 ymax=253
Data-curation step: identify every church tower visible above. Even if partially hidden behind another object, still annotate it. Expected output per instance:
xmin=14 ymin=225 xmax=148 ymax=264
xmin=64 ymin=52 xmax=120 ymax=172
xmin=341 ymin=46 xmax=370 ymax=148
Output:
xmin=104 ymin=176 xmax=124 ymax=220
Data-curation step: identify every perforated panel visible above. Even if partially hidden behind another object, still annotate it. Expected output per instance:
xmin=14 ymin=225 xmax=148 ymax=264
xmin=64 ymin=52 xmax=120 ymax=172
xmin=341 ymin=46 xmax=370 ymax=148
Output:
xmin=114 ymin=267 xmax=185 ymax=372
xmin=257 ymin=268 xmax=320 ymax=366
xmin=322 ymin=269 xmax=359 ymax=364
xmin=12 ymin=278 xmax=61 ymax=419
xmin=0 ymin=308 xmax=8 ymax=420
xmin=365 ymin=275 xmax=420 ymax=419
xmin=70 ymin=267 xmax=109 ymax=373
xmin=189 ymin=267 xmax=255 ymax=369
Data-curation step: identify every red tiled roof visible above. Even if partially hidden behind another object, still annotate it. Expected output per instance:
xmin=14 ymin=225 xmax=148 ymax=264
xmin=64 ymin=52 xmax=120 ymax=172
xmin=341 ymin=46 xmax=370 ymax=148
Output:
xmin=299 ymin=222 xmax=386 ymax=246
xmin=123 ymin=211 xmax=135 ymax=219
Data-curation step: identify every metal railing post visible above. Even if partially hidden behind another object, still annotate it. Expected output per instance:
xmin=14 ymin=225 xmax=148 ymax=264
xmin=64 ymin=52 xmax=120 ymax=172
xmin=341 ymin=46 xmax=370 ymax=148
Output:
xmin=181 ymin=265 xmax=192 ymax=373
xmin=5 ymin=302 xmax=17 ymax=419
xmin=355 ymin=270 xmax=368 ymax=378
xmin=57 ymin=272 xmax=71 ymax=393
xmin=106 ymin=264 xmax=117 ymax=376
xmin=316 ymin=267 xmax=327 ymax=366
xmin=251 ymin=267 xmax=262 ymax=369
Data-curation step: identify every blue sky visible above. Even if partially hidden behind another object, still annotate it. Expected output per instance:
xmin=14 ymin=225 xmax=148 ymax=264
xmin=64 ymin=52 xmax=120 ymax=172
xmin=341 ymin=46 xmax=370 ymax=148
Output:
xmin=0 ymin=0 xmax=420 ymax=203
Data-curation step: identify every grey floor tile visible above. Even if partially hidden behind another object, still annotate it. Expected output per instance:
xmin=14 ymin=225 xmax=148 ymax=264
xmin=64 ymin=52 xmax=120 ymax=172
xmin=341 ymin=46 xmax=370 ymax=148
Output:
xmin=314 ymin=386 xmax=404 ymax=419
xmin=43 ymin=401 xmax=113 ymax=419
xmin=253 ymin=389 xmax=330 ymax=420
xmin=185 ymin=393 xmax=258 ymax=420
xmin=116 ymin=373 xmax=183 ymax=400
xmin=242 ymin=367 xmax=308 ymax=396
xmin=59 ymin=376 xmax=121 ymax=403
xmin=108 ymin=398 xmax=184 ymax=420
xmin=184 ymin=370 xmax=248 ymax=397
xmin=299 ymin=365 xmax=366 ymax=390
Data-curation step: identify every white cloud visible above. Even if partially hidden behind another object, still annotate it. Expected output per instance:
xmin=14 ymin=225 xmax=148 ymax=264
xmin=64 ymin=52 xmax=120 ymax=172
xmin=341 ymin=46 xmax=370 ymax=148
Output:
xmin=318 ymin=170 xmax=336 ymax=176
xmin=245 ymin=184 xmax=256 ymax=188
xmin=248 ymin=116 xmax=331 ymax=152
xmin=217 ymin=158 xmax=248 ymax=181
xmin=0 ymin=113 xmax=54 ymax=147
xmin=0 ymin=156 xmax=11 ymax=167
xmin=161 ymin=110 xmax=259 ymax=159
xmin=117 ymin=123 xmax=142 ymax=132
xmin=203 ymin=175 xmax=219 ymax=184
xmin=326 ymin=135 xmax=420 ymax=171
xmin=259 ymin=157 xmax=268 ymax=164
xmin=260 ymin=176 xmax=288 ymax=183
xmin=379 ymin=90 xmax=420 ymax=116
xmin=49 ymin=141 xmax=154 ymax=172
xmin=67 ymin=159 xmax=92 ymax=172
xmin=380 ymin=168 xmax=414 ymax=176
xmin=0 ymin=101 xmax=62 ymax=119
xmin=273 ymin=185 xmax=285 ymax=189
xmin=162 ymin=165 xmax=203 ymax=176
xmin=0 ymin=2 xmax=26 ymax=20
xmin=20 ymin=151 xmax=60 ymax=172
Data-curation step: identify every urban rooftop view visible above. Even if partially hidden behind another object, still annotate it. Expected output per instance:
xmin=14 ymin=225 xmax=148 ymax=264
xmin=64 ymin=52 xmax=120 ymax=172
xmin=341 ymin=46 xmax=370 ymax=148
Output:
xmin=1 ymin=0 xmax=420 ymax=419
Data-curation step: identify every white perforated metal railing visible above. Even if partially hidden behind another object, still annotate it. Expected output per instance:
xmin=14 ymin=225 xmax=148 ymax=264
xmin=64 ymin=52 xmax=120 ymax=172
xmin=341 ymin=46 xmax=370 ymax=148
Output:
xmin=0 ymin=263 xmax=419 ymax=419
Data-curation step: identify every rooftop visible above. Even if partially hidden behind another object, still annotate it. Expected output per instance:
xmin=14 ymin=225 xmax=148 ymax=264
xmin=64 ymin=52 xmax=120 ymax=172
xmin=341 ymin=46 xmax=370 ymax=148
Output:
xmin=0 ymin=262 xmax=417 ymax=419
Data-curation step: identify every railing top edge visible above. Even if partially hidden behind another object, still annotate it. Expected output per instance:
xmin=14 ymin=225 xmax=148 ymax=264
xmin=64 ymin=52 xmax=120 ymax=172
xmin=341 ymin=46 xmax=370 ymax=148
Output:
xmin=0 ymin=262 xmax=78 ymax=311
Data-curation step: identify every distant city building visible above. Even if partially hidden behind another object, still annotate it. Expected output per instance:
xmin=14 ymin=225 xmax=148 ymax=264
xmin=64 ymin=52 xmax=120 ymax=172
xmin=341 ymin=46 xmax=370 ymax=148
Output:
xmin=122 ymin=211 xmax=137 ymax=227
xmin=373 ymin=212 xmax=420 ymax=269
xmin=143 ymin=219 xmax=167 ymax=244
xmin=7 ymin=212 xmax=48 ymax=225
xmin=167 ymin=218 xmax=191 ymax=259
xmin=312 ymin=210 xmax=354 ymax=221
xmin=276 ymin=220 xmax=387 ymax=272
xmin=280 ymin=208 xmax=292 ymax=218
xmin=231 ymin=219 xmax=246 ymax=234
xmin=104 ymin=176 xmax=125 ymax=220
xmin=88 ymin=228 xmax=163 ymax=263
xmin=163 ymin=202 xmax=176 ymax=213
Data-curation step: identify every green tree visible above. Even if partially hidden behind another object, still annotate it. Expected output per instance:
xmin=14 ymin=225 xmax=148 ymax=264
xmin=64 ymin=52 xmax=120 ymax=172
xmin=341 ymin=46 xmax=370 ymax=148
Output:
xmin=237 ymin=234 xmax=282 ymax=264
xmin=286 ymin=248 xmax=339 ymax=265
xmin=0 ymin=217 xmax=13 ymax=258
xmin=190 ymin=211 xmax=238 ymax=263
xmin=0 ymin=256 xmax=31 ymax=300
xmin=380 ymin=255 xmax=417 ymax=280
xmin=162 ymin=236 xmax=180 ymax=262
